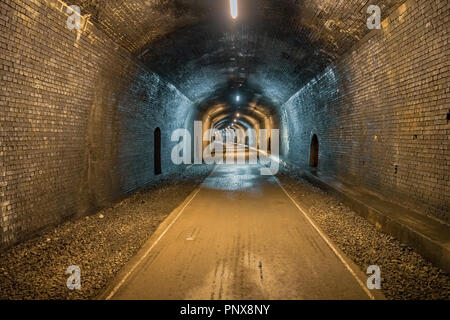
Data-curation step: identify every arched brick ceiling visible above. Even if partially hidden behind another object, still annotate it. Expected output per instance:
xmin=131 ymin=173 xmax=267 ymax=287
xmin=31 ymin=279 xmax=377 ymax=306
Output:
xmin=73 ymin=0 xmax=404 ymax=105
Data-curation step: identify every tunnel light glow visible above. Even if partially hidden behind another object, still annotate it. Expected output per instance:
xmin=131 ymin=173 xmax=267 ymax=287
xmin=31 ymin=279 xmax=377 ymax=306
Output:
xmin=230 ymin=0 xmax=238 ymax=19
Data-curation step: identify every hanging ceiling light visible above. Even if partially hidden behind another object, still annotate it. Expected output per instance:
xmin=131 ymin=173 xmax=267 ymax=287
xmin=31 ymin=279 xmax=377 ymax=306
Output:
xmin=230 ymin=0 xmax=238 ymax=19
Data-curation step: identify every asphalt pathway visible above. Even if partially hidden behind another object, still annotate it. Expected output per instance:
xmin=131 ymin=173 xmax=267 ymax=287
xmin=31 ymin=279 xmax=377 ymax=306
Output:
xmin=105 ymin=162 xmax=376 ymax=300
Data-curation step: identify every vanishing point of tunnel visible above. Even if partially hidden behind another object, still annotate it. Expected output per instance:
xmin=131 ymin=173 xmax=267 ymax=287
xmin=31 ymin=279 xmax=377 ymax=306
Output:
xmin=0 ymin=0 xmax=449 ymax=302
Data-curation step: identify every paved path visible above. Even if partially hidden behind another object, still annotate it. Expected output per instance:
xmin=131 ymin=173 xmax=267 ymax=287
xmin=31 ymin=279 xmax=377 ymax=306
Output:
xmin=106 ymin=163 xmax=376 ymax=300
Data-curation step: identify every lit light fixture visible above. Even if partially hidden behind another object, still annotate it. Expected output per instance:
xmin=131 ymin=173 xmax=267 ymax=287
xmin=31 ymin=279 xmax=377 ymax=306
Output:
xmin=236 ymin=113 xmax=240 ymax=117
xmin=230 ymin=0 xmax=238 ymax=19
xmin=236 ymin=95 xmax=240 ymax=102
xmin=234 ymin=119 xmax=237 ymax=123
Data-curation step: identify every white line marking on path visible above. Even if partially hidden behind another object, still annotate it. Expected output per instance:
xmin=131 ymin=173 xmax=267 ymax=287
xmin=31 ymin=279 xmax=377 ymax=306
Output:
xmin=273 ymin=175 xmax=376 ymax=300
xmin=105 ymin=187 xmax=202 ymax=300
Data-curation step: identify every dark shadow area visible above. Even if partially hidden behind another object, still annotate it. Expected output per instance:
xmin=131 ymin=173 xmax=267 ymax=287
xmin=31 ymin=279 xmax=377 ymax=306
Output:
xmin=154 ymin=127 xmax=162 ymax=175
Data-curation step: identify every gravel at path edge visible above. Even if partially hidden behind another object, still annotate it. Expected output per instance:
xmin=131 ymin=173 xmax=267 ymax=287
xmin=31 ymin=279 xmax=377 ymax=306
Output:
xmin=0 ymin=165 xmax=212 ymax=300
xmin=278 ymin=169 xmax=450 ymax=300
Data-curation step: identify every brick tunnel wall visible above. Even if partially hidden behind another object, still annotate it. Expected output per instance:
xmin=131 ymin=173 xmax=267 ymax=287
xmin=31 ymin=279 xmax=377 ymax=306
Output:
xmin=281 ymin=0 xmax=449 ymax=223
xmin=0 ymin=0 xmax=194 ymax=247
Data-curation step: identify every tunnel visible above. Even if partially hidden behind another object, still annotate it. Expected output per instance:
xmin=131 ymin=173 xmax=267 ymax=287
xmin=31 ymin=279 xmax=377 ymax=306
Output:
xmin=0 ymin=0 xmax=449 ymax=302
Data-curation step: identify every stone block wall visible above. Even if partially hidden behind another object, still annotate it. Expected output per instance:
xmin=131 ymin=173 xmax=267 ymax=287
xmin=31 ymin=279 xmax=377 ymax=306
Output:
xmin=281 ymin=0 xmax=449 ymax=222
xmin=0 ymin=0 xmax=194 ymax=247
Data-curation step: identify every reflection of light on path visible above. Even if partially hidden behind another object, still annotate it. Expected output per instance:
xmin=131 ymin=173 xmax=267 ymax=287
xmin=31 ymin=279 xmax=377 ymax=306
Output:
xmin=200 ymin=164 xmax=278 ymax=196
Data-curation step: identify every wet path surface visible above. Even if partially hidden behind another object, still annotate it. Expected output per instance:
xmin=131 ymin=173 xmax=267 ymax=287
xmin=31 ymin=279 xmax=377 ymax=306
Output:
xmin=107 ymin=163 xmax=373 ymax=300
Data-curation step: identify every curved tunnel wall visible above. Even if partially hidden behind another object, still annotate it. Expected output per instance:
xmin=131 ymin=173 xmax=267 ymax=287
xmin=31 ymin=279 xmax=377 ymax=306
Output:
xmin=0 ymin=0 xmax=196 ymax=247
xmin=280 ymin=0 xmax=449 ymax=223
